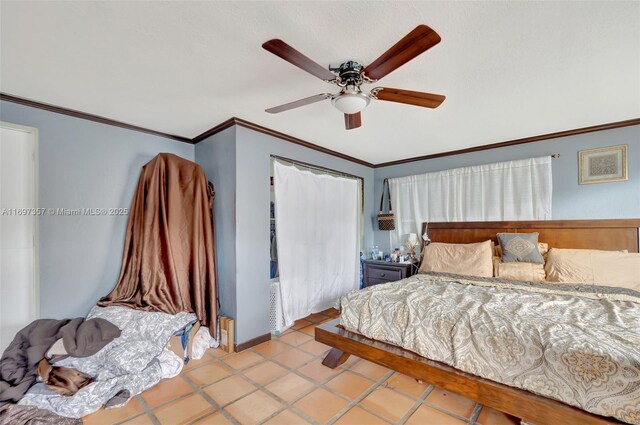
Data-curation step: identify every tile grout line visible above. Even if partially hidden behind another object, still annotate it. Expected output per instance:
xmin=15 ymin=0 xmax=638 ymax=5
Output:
xmin=312 ymin=348 xmax=469 ymax=425
xmin=312 ymin=313 xmax=487 ymax=423
xmin=296 ymin=327 xmax=474 ymax=425
xmin=324 ymin=369 xmax=398 ymax=425
xmin=421 ymin=399 xmax=478 ymax=423
xmin=139 ymin=356 xmax=221 ymax=412
xmin=86 ymin=314 xmax=335 ymax=423
xmin=178 ymin=339 xmax=329 ymax=424
xmin=300 ymin=328 xmax=478 ymax=424
xmin=120 ymin=313 xmax=481 ymax=425
xmin=134 ymin=394 xmax=162 ymax=425
xmin=108 ymin=351 xmax=441 ymax=425
xmin=188 ymin=347 xmax=408 ymax=425
xmin=202 ymin=324 xmax=364 ymax=425
xmin=346 ymin=371 xmax=420 ymax=425
xmin=107 ymin=389 xmax=170 ymax=425
xmin=218 ymin=322 xmax=450 ymax=425
xmin=184 ymin=359 xmax=270 ymax=424
xmin=468 ymin=403 xmax=483 ymax=424
xmin=252 ymin=348 xmax=348 ymax=425
xmin=181 ymin=372 xmax=242 ymax=425
xmin=397 ymin=384 xmax=434 ymax=425
xmin=86 ymin=314 xmax=331 ymax=424
xmin=111 ymin=410 xmax=148 ymax=425
xmin=249 ymin=319 xmax=345 ymax=424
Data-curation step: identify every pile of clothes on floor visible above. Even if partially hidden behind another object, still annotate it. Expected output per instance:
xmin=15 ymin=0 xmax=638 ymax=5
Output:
xmin=1 ymin=154 xmax=220 ymax=424
xmin=0 ymin=305 xmax=198 ymax=424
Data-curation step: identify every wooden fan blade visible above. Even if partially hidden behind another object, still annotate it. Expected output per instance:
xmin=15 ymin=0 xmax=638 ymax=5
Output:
xmin=364 ymin=25 xmax=441 ymax=81
xmin=374 ymin=87 xmax=445 ymax=108
xmin=266 ymin=93 xmax=332 ymax=114
xmin=344 ymin=112 xmax=362 ymax=130
xmin=262 ymin=39 xmax=336 ymax=81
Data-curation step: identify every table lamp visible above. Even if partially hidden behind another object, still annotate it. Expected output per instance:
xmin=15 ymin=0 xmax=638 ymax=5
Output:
xmin=404 ymin=233 xmax=419 ymax=263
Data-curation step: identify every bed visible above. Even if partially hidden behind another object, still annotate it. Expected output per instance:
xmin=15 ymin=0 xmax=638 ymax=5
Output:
xmin=316 ymin=219 xmax=640 ymax=425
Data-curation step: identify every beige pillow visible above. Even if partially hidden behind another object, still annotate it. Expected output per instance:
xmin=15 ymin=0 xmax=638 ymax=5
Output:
xmin=545 ymin=248 xmax=640 ymax=291
xmin=419 ymin=240 xmax=493 ymax=277
xmin=493 ymin=257 xmax=546 ymax=281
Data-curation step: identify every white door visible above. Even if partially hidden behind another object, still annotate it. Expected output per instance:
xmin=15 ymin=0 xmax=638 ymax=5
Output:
xmin=0 ymin=122 xmax=38 ymax=354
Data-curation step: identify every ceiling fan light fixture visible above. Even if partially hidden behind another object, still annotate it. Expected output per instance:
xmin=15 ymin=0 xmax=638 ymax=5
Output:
xmin=331 ymin=91 xmax=371 ymax=114
xmin=262 ymin=25 xmax=445 ymax=129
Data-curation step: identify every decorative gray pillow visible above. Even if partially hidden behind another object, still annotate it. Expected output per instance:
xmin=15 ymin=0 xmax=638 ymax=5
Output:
xmin=497 ymin=232 xmax=544 ymax=264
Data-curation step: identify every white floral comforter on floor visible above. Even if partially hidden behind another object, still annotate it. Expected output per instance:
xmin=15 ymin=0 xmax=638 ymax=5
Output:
xmin=19 ymin=306 xmax=195 ymax=418
xmin=339 ymin=272 xmax=640 ymax=424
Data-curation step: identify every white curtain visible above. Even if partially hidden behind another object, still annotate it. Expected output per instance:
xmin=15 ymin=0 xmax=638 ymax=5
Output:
xmin=274 ymin=161 xmax=360 ymax=326
xmin=388 ymin=156 xmax=552 ymax=245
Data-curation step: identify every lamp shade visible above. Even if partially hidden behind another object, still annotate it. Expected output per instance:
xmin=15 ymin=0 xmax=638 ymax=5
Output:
xmin=332 ymin=92 xmax=370 ymax=114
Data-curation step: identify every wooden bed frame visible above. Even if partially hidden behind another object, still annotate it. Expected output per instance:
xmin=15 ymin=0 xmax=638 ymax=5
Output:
xmin=316 ymin=219 xmax=640 ymax=425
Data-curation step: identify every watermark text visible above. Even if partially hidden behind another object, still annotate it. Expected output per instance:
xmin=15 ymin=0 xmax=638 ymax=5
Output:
xmin=1 ymin=207 xmax=129 ymax=216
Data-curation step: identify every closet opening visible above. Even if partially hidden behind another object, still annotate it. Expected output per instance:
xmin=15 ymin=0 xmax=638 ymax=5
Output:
xmin=269 ymin=155 xmax=363 ymax=334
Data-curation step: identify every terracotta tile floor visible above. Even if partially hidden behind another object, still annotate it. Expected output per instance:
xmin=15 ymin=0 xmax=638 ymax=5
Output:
xmin=82 ymin=309 xmax=520 ymax=425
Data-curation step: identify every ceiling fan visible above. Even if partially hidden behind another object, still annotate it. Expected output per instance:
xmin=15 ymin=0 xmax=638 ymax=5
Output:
xmin=262 ymin=25 xmax=445 ymax=130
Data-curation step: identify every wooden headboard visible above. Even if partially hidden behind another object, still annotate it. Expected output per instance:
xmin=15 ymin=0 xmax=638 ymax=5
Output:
xmin=421 ymin=219 xmax=640 ymax=253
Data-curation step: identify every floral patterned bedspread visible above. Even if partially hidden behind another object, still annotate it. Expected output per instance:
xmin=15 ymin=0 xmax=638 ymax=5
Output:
xmin=339 ymin=272 xmax=640 ymax=424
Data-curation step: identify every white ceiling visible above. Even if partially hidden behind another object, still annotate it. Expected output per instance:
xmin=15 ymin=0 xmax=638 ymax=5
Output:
xmin=1 ymin=1 xmax=639 ymax=164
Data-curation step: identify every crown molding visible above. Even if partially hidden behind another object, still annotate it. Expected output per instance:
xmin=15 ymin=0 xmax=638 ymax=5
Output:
xmin=192 ymin=117 xmax=374 ymax=167
xmin=373 ymin=118 xmax=640 ymax=168
xmin=193 ymin=117 xmax=640 ymax=169
xmin=0 ymin=92 xmax=192 ymax=143
xmin=2 ymin=92 xmax=638 ymax=169
xmin=232 ymin=117 xmax=375 ymax=167
xmin=192 ymin=117 xmax=236 ymax=143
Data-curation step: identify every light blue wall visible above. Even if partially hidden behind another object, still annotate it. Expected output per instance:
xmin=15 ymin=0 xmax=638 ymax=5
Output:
xmin=5 ymin=97 xmax=636 ymax=344
xmin=0 ymin=100 xmax=194 ymax=319
xmin=373 ymin=125 xmax=640 ymax=251
xmin=0 ymin=100 xmax=375 ymax=346
xmin=194 ymin=126 xmax=237 ymax=323
xmin=233 ymin=126 xmax=375 ymax=345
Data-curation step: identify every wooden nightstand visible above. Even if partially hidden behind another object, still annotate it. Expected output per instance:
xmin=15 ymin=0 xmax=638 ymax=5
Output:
xmin=363 ymin=260 xmax=416 ymax=288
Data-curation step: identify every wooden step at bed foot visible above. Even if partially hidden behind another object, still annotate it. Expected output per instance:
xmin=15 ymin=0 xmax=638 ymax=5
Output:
xmin=321 ymin=348 xmax=351 ymax=369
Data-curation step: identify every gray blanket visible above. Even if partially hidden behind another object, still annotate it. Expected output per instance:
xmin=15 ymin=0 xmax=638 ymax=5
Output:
xmin=0 ymin=318 xmax=120 ymax=407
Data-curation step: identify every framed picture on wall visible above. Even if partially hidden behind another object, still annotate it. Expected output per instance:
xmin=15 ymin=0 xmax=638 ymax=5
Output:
xmin=578 ymin=144 xmax=628 ymax=184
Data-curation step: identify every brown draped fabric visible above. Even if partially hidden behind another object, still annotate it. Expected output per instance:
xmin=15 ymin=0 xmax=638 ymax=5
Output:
xmin=98 ymin=153 xmax=217 ymax=335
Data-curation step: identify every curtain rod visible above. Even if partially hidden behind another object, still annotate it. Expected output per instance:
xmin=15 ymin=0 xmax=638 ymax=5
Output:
xmin=271 ymin=154 xmax=365 ymax=214
xmin=272 ymin=154 xmax=560 ymax=177
xmin=270 ymin=155 xmax=363 ymax=181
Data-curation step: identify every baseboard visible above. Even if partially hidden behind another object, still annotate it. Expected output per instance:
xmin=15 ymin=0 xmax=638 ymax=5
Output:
xmin=234 ymin=333 xmax=271 ymax=352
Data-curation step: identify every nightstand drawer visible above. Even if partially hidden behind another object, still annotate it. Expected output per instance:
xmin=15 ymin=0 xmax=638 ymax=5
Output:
xmin=367 ymin=267 xmax=402 ymax=282
xmin=366 ymin=277 xmax=392 ymax=287
xmin=362 ymin=260 xmax=415 ymax=288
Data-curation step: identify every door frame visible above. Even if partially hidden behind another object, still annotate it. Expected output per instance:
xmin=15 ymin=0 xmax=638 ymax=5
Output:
xmin=1 ymin=121 xmax=40 ymax=319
